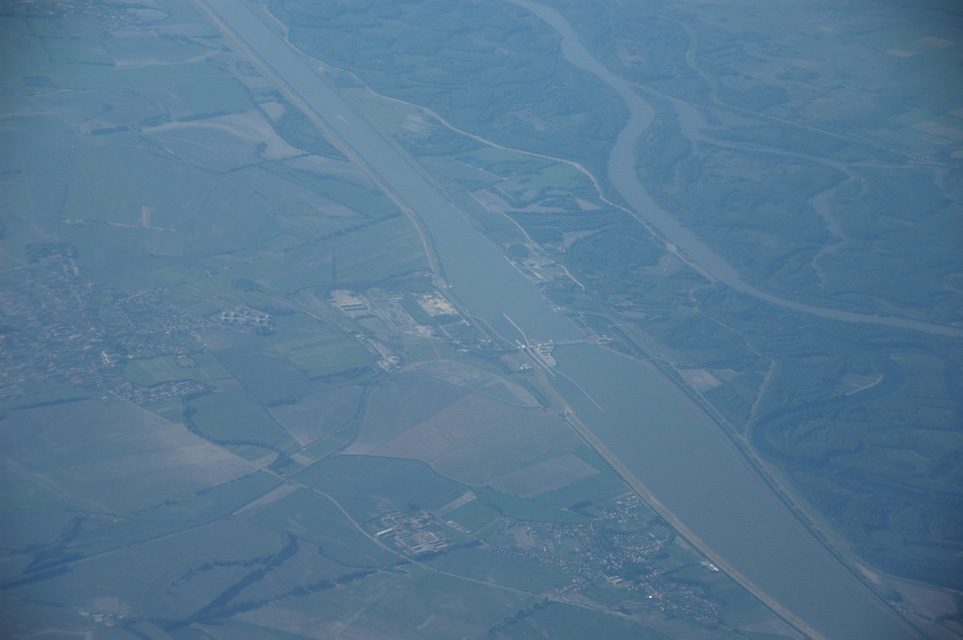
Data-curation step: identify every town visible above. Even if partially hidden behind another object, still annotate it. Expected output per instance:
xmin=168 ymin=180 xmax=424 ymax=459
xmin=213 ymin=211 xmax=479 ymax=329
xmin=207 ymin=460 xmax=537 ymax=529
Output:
xmin=0 ymin=244 xmax=215 ymax=405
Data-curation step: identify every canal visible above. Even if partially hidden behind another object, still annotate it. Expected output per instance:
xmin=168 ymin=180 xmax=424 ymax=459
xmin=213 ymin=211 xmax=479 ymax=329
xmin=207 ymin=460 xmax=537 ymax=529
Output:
xmin=200 ymin=1 xmax=917 ymax=638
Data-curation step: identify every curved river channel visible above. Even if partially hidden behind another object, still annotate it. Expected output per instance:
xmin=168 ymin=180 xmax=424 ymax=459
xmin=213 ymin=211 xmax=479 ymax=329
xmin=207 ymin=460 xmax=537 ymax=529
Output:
xmin=201 ymin=1 xmax=920 ymax=638
xmin=509 ymin=0 xmax=962 ymax=340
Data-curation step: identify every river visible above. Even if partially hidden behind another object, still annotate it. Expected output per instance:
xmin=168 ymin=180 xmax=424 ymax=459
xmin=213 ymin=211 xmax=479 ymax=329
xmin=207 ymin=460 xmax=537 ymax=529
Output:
xmin=199 ymin=1 xmax=918 ymax=638
xmin=509 ymin=0 xmax=963 ymax=341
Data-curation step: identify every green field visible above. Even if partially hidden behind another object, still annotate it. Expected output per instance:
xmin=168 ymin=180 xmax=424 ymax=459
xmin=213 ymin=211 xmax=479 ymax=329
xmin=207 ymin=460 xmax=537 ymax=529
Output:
xmin=62 ymin=472 xmax=281 ymax=559
xmin=0 ymin=399 xmax=254 ymax=515
xmin=212 ymin=343 xmax=318 ymax=404
xmin=10 ymin=518 xmax=288 ymax=621
xmin=444 ymin=497 xmax=501 ymax=533
xmin=123 ymin=351 xmax=230 ymax=387
xmin=367 ymin=392 xmax=586 ymax=485
xmin=237 ymin=565 xmax=538 ymax=640
xmin=474 ymin=486 xmax=589 ymax=524
xmin=245 ymin=488 xmax=397 ymax=568
xmin=274 ymin=334 xmax=371 ymax=378
xmin=483 ymin=601 xmax=676 ymax=640
xmin=186 ymin=387 xmax=298 ymax=454
xmin=293 ymin=455 xmax=464 ymax=523
xmin=324 ymin=215 xmax=429 ymax=285
xmin=535 ymin=468 xmax=630 ymax=513
xmin=0 ymin=465 xmax=91 ymax=550
xmin=265 ymin=167 xmax=400 ymax=220
xmin=267 ymin=385 xmax=365 ymax=446
xmin=426 ymin=547 xmax=570 ymax=593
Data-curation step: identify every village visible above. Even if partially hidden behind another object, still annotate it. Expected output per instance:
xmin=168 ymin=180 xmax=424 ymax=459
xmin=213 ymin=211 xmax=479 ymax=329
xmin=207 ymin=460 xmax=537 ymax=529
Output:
xmin=366 ymin=494 xmax=723 ymax=627
xmin=0 ymin=244 xmax=215 ymax=405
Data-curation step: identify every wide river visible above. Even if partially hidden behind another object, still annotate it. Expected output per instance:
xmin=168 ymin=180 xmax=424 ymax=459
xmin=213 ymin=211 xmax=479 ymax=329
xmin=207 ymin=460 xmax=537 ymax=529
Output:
xmin=201 ymin=1 xmax=918 ymax=638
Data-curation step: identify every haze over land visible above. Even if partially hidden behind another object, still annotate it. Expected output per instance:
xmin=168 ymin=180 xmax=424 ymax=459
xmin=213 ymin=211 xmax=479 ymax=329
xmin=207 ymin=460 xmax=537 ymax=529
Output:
xmin=0 ymin=1 xmax=960 ymax=640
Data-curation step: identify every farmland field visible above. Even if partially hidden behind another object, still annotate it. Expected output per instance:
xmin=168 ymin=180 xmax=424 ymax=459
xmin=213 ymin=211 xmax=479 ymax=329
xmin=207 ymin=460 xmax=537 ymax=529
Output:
xmin=0 ymin=399 xmax=255 ymax=515
xmin=367 ymin=392 xmax=586 ymax=486
xmin=293 ymin=455 xmax=463 ymax=522
xmin=267 ymin=386 xmax=364 ymax=446
xmin=243 ymin=488 xmax=398 ymax=568
xmin=236 ymin=566 xmax=538 ymax=640
xmin=426 ymin=547 xmax=571 ymax=593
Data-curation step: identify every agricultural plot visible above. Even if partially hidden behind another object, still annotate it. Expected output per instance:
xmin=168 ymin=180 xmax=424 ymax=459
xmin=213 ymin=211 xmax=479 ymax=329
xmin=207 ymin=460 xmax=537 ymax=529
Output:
xmin=63 ymin=135 xmax=181 ymax=226
xmin=367 ymin=392 xmax=586 ymax=486
xmin=42 ymin=32 xmax=112 ymax=65
xmin=425 ymin=547 xmax=570 ymax=594
xmin=348 ymin=374 xmax=469 ymax=453
xmin=351 ymin=368 xmax=612 ymax=492
xmin=234 ymin=166 xmax=361 ymax=220
xmin=123 ymin=351 xmax=229 ymax=387
xmin=283 ymin=154 xmax=370 ymax=184
xmin=293 ymin=455 xmax=463 ymax=523
xmin=534 ymin=466 xmax=632 ymax=513
xmin=56 ymin=225 xmax=166 ymax=290
xmin=62 ymin=140 xmax=279 ymax=262
xmin=322 ymin=215 xmax=430 ymax=285
xmin=263 ymin=161 xmax=399 ymax=219
xmin=186 ymin=385 xmax=298 ymax=454
xmin=236 ymin=565 xmax=537 ymax=640
xmin=0 ymin=600 xmax=132 ymax=640
xmin=149 ymin=72 xmax=255 ymax=117
xmin=224 ymin=540 xmax=350 ymax=608
xmin=0 ymin=17 xmax=128 ymax=91
xmin=484 ymin=601 xmax=675 ymax=640
xmin=224 ymin=236 xmax=336 ymax=295
xmin=0 ymin=399 xmax=255 ymax=516
xmin=267 ymin=386 xmax=364 ymax=446
xmin=141 ymin=110 xmax=302 ymax=173
xmin=273 ymin=334 xmax=371 ymax=379
xmin=401 ymin=359 xmax=539 ymax=408
xmin=244 ymin=488 xmax=397 ymax=568
xmin=9 ymin=519 xmax=287 ymax=622
xmin=473 ymin=486 xmax=589 ymax=524
xmin=212 ymin=344 xmax=318 ymax=404
xmin=444 ymin=496 xmax=501 ymax=533
xmin=489 ymin=453 xmax=599 ymax=498
xmin=0 ymin=465 xmax=90 ymax=550
xmin=103 ymin=29 xmax=213 ymax=67
xmin=83 ymin=91 xmax=171 ymax=133
xmin=59 ymin=472 xmax=281 ymax=557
